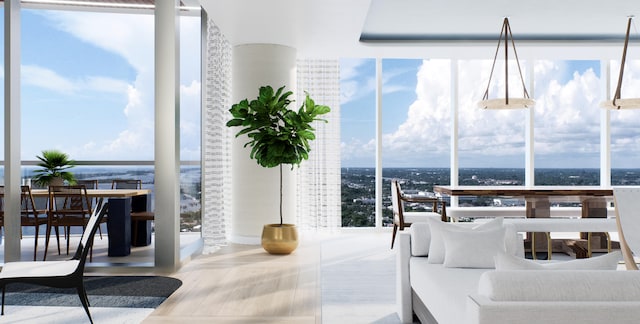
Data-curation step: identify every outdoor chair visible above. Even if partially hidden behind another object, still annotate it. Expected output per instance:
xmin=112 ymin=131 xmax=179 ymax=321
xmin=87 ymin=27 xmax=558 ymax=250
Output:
xmin=390 ymin=179 xmax=447 ymax=249
xmin=46 ymin=185 xmax=93 ymax=259
xmin=0 ymin=200 xmax=108 ymax=324
xmin=613 ymin=187 xmax=640 ymax=270
xmin=75 ymin=179 xmax=106 ymax=239
xmin=0 ymin=186 xmax=52 ymax=261
xmin=20 ymin=186 xmax=50 ymax=261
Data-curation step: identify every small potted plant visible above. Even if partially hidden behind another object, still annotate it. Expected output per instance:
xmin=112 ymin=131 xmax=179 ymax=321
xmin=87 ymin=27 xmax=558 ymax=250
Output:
xmin=32 ymin=149 xmax=77 ymax=187
xmin=227 ymin=85 xmax=330 ymax=254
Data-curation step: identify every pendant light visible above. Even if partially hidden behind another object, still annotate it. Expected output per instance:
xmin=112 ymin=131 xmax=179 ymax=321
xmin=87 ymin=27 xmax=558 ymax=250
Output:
xmin=601 ymin=16 xmax=640 ymax=110
xmin=478 ymin=17 xmax=535 ymax=109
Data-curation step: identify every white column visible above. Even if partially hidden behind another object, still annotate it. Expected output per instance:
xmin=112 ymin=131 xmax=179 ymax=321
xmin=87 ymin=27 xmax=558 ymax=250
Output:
xmin=600 ymin=60 xmax=611 ymax=187
xmin=4 ymin=0 xmax=21 ymax=262
xmin=375 ymin=58 xmax=383 ymax=228
xmin=154 ymin=0 xmax=180 ymax=270
xmin=525 ymin=60 xmax=535 ymax=186
xmin=231 ymin=44 xmax=297 ymax=244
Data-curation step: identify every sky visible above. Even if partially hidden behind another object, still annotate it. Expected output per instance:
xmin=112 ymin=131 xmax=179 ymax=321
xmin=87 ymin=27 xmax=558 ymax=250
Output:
xmin=1 ymin=9 xmax=201 ymax=161
xmin=340 ymin=57 xmax=640 ymax=169
xmin=2 ymin=8 xmax=639 ymax=170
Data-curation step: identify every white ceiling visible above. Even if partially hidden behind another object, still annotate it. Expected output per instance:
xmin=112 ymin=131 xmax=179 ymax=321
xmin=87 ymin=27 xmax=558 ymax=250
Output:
xmin=201 ymin=0 xmax=640 ymax=60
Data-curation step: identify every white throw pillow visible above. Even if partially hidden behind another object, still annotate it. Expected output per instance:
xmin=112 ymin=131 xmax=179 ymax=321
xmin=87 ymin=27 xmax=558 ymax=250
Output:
xmin=494 ymin=250 xmax=622 ymax=270
xmin=502 ymin=223 xmax=522 ymax=257
xmin=426 ymin=217 xmax=503 ymax=264
xmin=410 ymin=223 xmax=431 ymax=256
xmin=441 ymin=225 xmax=507 ymax=268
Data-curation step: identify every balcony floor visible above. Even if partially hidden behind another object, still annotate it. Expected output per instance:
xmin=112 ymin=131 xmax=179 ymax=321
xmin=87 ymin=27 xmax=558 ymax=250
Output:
xmin=0 ymin=227 xmax=202 ymax=270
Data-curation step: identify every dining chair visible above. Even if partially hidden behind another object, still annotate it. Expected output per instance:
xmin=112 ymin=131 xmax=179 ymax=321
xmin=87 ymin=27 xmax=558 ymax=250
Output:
xmin=75 ymin=179 xmax=105 ymax=239
xmin=0 ymin=186 xmax=54 ymax=261
xmin=0 ymin=200 xmax=108 ymax=324
xmin=20 ymin=186 xmax=50 ymax=261
xmin=112 ymin=179 xmax=155 ymax=246
xmin=47 ymin=185 xmax=93 ymax=259
xmin=613 ymin=187 xmax=640 ymax=270
xmin=390 ymin=179 xmax=447 ymax=249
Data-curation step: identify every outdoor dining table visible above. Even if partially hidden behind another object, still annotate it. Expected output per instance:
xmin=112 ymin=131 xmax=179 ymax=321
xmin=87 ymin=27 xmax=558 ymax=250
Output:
xmin=31 ymin=188 xmax=151 ymax=257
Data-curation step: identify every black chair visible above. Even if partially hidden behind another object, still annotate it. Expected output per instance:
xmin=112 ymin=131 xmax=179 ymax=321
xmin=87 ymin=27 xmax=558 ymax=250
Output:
xmin=0 ymin=199 xmax=108 ymax=324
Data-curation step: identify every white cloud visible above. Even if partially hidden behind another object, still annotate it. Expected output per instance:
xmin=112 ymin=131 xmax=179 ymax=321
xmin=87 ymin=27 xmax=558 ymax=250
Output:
xmin=22 ymin=65 xmax=76 ymax=94
xmin=22 ymin=64 xmax=130 ymax=96
xmin=340 ymin=58 xmax=375 ymax=105
xmin=37 ymin=11 xmax=201 ymax=160
xmin=343 ymin=59 xmax=610 ymax=168
xmin=85 ymin=76 xmax=130 ymax=93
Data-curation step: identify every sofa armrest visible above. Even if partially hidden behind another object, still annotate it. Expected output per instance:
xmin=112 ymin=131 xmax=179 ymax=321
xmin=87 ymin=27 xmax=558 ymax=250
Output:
xmin=467 ymin=294 xmax=640 ymax=324
xmin=478 ymin=270 xmax=640 ymax=302
xmin=396 ymin=231 xmax=413 ymax=323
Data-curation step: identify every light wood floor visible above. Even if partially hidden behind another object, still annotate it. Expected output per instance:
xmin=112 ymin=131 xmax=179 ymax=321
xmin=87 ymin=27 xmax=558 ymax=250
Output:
xmin=1 ymin=230 xmax=401 ymax=323
xmin=143 ymin=231 xmax=400 ymax=324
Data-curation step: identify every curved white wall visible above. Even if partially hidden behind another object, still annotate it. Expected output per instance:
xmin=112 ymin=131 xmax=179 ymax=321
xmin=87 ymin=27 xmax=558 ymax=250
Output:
xmin=231 ymin=44 xmax=297 ymax=244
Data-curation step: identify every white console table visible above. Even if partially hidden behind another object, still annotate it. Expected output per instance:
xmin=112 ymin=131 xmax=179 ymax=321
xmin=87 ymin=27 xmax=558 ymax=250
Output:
xmin=504 ymin=218 xmax=617 ymax=259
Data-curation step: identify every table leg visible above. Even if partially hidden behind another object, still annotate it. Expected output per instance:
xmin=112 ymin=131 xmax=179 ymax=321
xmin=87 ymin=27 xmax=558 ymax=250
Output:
xmin=106 ymin=197 xmax=132 ymax=257
xmin=526 ymin=197 xmax=552 ymax=259
xmin=581 ymin=197 xmax=611 ymax=256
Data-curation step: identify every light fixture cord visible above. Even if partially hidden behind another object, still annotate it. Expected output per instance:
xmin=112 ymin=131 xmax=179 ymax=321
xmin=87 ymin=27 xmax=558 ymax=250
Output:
xmin=481 ymin=18 xmax=530 ymax=105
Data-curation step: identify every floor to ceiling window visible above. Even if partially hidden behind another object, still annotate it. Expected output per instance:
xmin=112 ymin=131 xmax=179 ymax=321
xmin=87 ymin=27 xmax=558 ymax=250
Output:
xmin=534 ymin=60 xmax=602 ymax=186
xmin=610 ymin=60 xmax=640 ymax=185
xmin=13 ymin=8 xmax=201 ymax=260
xmin=456 ymin=59 xmax=527 ymax=207
xmin=340 ymin=58 xmax=376 ymax=227
xmin=339 ymin=57 xmax=640 ymax=227
xmin=381 ymin=59 xmax=450 ymax=226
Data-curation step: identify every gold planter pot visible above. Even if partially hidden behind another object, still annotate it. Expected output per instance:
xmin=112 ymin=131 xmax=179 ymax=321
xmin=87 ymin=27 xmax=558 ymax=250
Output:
xmin=261 ymin=224 xmax=298 ymax=255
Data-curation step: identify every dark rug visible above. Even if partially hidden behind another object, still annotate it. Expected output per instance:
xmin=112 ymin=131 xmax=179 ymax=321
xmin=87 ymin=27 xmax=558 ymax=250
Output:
xmin=3 ymin=276 xmax=182 ymax=309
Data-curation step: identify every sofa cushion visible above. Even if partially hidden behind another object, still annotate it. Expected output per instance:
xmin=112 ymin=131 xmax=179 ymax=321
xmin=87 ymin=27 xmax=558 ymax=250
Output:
xmin=411 ymin=258 xmax=489 ymax=324
xmin=477 ymin=270 xmax=640 ymax=302
xmin=494 ymin=251 xmax=622 ymax=271
xmin=427 ymin=217 xmax=503 ymax=264
xmin=441 ymin=225 xmax=507 ymax=268
xmin=409 ymin=215 xmax=445 ymax=256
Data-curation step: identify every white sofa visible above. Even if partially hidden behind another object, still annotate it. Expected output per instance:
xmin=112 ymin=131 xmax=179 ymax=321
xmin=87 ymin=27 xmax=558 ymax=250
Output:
xmin=396 ymin=224 xmax=640 ymax=324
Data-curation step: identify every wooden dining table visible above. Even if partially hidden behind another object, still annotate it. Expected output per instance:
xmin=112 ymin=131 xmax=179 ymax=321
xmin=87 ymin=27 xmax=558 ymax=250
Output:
xmin=432 ymin=185 xmax=613 ymax=218
xmin=433 ymin=185 xmax=615 ymax=255
xmin=32 ymin=188 xmax=152 ymax=257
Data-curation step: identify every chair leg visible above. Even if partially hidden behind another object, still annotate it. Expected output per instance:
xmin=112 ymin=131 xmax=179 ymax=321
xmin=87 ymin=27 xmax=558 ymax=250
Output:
xmin=1 ymin=285 xmax=5 ymax=315
xmin=66 ymin=226 xmax=71 ymax=255
xmin=76 ymin=285 xmax=93 ymax=324
xmin=44 ymin=223 xmax=51 ymax=261
xmin=391 ymin=224 xmax=399 ymax=249
xmin=33 ymin=224 xmax=40 ymax=261
xmin=55 ymin=225 xmax=61 ymax=255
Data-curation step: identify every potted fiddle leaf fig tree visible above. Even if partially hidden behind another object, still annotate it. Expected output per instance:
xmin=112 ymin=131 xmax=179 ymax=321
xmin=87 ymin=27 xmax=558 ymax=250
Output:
xmin=32 ymin=149 xmax=77 ymax=187
xmin=227 ymin=85 xmax=330 ymax=254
